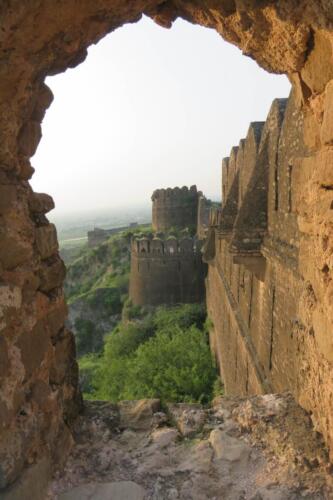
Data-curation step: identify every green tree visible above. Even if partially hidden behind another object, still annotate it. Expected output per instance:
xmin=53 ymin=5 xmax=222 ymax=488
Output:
xmin=123 ymin=326 xmax=216 ymax=403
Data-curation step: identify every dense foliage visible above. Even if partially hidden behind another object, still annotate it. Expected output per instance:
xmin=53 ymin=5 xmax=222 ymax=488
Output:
xmin=79 ymin=303 xmax=218 ymax=404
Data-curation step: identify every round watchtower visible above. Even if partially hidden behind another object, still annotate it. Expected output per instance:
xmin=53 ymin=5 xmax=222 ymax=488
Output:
xmin=151 ymin=185 xmax=201 ymax=232
xmin=129 ymin=234 xmax=206 ymax=306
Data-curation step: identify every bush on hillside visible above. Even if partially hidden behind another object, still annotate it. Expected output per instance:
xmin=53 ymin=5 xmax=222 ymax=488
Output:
xmin=82 ymin=304 xmax=217 ymax=404
xmin=75 ymin=318 xmax=104 ymax=356
xmin=122 ymin=325 xmax=216 ymax=403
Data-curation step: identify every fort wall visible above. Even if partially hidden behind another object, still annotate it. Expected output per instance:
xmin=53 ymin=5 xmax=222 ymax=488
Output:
xmin=129 ymin=236 xmax=206 ymax=306
xmin=87 ymin=222 xmax=142 ymax=247
xmin=205 ymin=90 xmax=333 ymax=455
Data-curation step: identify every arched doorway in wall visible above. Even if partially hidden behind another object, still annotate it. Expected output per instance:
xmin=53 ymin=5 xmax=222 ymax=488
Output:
xmin=1 ymin=3 xmax=333 ymax=496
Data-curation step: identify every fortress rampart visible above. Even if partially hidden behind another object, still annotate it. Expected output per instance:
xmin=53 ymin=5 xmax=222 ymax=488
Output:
xmin=204 ymin=91 xmax=333 ymax=454
xmin=129 ymin=235 xmax=206 ymax=306
xmin=152 ymin=185 xmax=201 ymax=232
xmin=87 ymin=222 xmax=142 ymax=247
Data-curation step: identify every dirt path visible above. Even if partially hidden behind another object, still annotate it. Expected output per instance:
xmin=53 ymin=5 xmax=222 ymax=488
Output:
xmin=48 ymin=394 xmax=333 ymax=499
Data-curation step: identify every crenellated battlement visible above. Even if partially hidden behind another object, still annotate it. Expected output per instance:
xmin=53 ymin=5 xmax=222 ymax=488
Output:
xmin=151 ymin=184 xmax=199 ymax=201
xmin=131 ymin=234 xmax=202 ymax=257
xmin=152 ymin=185 xmax=201 ymax=232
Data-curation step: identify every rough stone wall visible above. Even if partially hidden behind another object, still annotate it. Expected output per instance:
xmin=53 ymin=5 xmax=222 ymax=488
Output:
xmin=205 ymin=88 xmax=333 ymax=459
xmin=152 ymin=185 xmax=200 ymax=232
xmin=0 ymin=0 xmax=333 ymax=495
xmin=129 ymin=236 xmax=206 ymax=306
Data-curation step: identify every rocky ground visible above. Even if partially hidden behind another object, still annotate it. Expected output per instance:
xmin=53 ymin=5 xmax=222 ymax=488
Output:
xmin=47 ymin=393 xmax=333 ymax=500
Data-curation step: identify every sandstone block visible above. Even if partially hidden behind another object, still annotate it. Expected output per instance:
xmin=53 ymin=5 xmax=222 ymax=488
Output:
xmin=301 ymin=32 xmax=333 ymax=94
xmin=167 ymin=403 xmax=205 ymax=437
xmin=150 ymin=427 xmax=179 ymax=448
xmin=18 ymin=158 xmax=35 ymax=180
xmin=313 ymin=308 xmax=333 ymax=363
xmin=59 ymin=481 xmax=146 ymax=500
xmin=118 ymin=399 xmax=161 ymax=431
xmin=0 ymin=185 xmax=17 ymax=214
xmin=29 ymin=192 xmax=55 ymax=214
xmin=0 ymin=336 xmax=10 ymax=379
xmin=209 ymin=429 xmax=250 ymax=462
xmin=50 ymin=330 xmax=75 ymax=385
xmin=31 ymin=83 xmax=54 ymax=122
xmin=31 ymin=380 xmax=52 ymax=412
xmin=18 ymin=121 xmax=42 ymax=157
xmin=46 ymin=300 xmax=68 ymax=339
xmin=16 ymin=319 xmax=50 ymax=380
xmin=0 ymin=399 xmax=13 ymax=428
xmin=0 ymin=457 xmax=51 ymax=500
xmin=321 ymin=80 xmax=333 ymax=145
xmin=35 ymin=224 xmax=58 ymax=259
xmin=0 ymin=229 xmax=32 ymax=270
xmin=39 ymin=257 xmax=65 ymax=292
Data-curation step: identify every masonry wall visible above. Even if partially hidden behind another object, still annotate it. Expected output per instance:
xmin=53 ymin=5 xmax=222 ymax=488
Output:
xmin=152 ymin=185 xmax=200 ymax=232
xmin=205 ymin=90 xmax=333 ymax=456
xmin=129 ymin=237 xmax=206 ymax=306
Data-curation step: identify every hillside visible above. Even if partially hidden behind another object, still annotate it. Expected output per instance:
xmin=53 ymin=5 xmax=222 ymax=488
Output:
xmin=64 ymin=227 xmax=150 ymax=356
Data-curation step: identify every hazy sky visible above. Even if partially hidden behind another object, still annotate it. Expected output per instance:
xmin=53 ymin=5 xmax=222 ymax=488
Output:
xmin=31 ymin=16 xmax=290 ymax=216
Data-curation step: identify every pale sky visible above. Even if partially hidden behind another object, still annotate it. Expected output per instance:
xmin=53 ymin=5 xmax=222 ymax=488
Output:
xmin=31 ymin=16 xmax=290 ymax=217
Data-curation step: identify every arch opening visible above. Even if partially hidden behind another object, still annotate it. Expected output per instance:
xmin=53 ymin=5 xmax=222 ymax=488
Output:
xmin=1 ymin=1 xmax=333 ymax=496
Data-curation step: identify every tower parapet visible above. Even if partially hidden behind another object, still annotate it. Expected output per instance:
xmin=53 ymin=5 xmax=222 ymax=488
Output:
xmin=129 ymin=234 xmax=206 ymax=306
xmin=152 ymin=185 xmax=201 ymax=232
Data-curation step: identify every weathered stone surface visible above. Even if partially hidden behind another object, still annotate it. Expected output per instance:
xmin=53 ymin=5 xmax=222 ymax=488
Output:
xmin=0 ymin=228 xmax=32 ymax=270
xmin=300 ymin=32 xmax=333 ymax=95
xmin=118 ymin=399 xmax=161 ymax=430
xmin=209 ymin=429 xmax=251 ymax=462
xmin=0 ymin=337 xmax=10 ymax=380
xmin=206 ymin=90 xmax=333 ymax=460
xmin=167 ymin=403 xmax=206 ymax=437
xmin=31 ymin=83 xmax=54 ymax=122
xmin=150 ymin=427 xmax=179 ymax=448
xmin=1 ymin=458 xmax=51 ymax=500
xmin=35 ymin=224 xmax=58 ymax=259
xmin=18 ymin=158 xmax=35 ymax=180
xmin=38 ymin=256 xmax=66 ymax=293
xmin=59 ymin=481 xmax=146 ymax=500
xmin=18 ymin=121 xmax=42 ymax=157
xmin=15 ymin=320 xmax=50 ymax=380
xmin=321 ymin=80 xmax=333 ymax=145
xmin=47 ymin=396 xmax=333 ymax=499
xmin=29 ymin=192 xmax=55 ymax=214
xmin=0 ymin=185 xmax=17 ymax=215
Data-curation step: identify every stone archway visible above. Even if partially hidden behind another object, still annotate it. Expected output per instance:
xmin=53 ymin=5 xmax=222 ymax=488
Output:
xmin=0 ymin=1 xmax=333 ymax=494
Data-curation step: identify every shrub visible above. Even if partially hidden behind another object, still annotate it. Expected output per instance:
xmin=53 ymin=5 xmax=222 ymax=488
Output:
xmin=123 ymin=325 xmax=216 ymax=403
xmin=153 ymin=303 xmax=206 ymax=331
xmin=75 ymin=318 xmax=104 ymax=356
xmin=79 ymin=354 xmax=101 ymax=397
xmin=90 ymin=304 xmax=217 ymax=403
